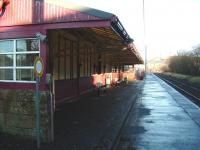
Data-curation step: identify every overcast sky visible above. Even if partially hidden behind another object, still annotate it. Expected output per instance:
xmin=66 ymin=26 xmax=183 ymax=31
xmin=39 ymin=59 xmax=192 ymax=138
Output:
xmin=70 ymin=0 xmax=200 ymax=60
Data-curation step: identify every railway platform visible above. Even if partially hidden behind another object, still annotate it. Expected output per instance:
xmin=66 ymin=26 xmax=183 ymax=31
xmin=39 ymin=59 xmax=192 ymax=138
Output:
xmin=1 ymin=74 xmax=200 ymax=150
xmin=118 ymin=74 xmax=200 ymax=150
xmin=0 ymin=79 xmax=144 ymax=150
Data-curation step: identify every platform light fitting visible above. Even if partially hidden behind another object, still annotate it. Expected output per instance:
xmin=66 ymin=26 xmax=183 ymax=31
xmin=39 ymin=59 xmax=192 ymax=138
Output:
xmin=36 ymin=32 xmax=47 ymax=42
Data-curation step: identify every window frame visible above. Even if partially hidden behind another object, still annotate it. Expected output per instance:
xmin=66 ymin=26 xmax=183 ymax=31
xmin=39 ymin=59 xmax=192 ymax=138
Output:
xmin=0 ymin=38 xmax=40 ymax=83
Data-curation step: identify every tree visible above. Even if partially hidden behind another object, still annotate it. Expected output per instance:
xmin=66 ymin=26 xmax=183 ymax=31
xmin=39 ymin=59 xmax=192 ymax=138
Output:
xmin=168 ymin=47 xmax=200 ymax=76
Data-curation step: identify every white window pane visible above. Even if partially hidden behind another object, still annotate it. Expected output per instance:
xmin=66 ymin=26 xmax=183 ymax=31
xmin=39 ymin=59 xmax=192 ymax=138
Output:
xmin=0 ymin=69 xmax=13 ymax=80
xmin=0 ymin=54 xmax=13 ymax=66
xmin=16 ymin=39 xmax=39 ymax=52
xmin=16 ymin=54 xmax=39 ymax=66
xmin=0 ymin=38 xmax=40 ymax=82
xmin=16 ymin=69 xmax=35 ymax=81
xmin=0 ymin=40 xmax=13 ymax=53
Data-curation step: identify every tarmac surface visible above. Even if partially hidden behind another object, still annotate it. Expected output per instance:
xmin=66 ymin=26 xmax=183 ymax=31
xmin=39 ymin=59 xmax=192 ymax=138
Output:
xmin=118 ymin=74 xmax=200 ymax=150
xmin=0 ymin=80 xmax=143 ymax=150
xmin=1 ymin=74 xmax=200 ymax=150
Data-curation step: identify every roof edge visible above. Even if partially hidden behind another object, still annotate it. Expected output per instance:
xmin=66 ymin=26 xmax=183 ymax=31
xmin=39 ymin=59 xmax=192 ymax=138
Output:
xmin=110 ymin=17 xmax=133 ymax=45
xmin=45 ymin=0 xmax=114 ymax=19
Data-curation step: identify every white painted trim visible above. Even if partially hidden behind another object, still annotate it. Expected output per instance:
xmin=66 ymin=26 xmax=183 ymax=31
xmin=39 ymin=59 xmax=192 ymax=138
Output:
xmin=0 ymin=67 xmax=14 ymax=69
xmin=16 ymin=51 xmax=39 ymax=54
xmin=13 ymin=40 xmax=16 ymax=81
xmin=0 ymin=80 xmax=36 ymax=83
xmin=15 ymin=67 xmax=34 ymax=69
xmin=0 ymin=52 xmax=14 ymax=54
xmin=0 ymin=38 xmax=37 ymax=42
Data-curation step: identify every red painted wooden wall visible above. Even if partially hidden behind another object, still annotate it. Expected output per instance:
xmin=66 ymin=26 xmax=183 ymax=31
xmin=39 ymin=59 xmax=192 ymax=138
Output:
xmin=0 ymin=0 xmax=101 ymax=27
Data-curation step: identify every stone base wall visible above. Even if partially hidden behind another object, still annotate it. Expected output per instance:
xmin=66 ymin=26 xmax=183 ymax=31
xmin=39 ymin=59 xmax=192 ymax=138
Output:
xmin=0 ymin=88 xmax=51 ymax=142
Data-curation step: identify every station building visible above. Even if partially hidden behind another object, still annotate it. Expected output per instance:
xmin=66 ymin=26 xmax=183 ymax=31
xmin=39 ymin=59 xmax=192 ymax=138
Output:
xmin=0 ymin=0 xmax=143 ymax=142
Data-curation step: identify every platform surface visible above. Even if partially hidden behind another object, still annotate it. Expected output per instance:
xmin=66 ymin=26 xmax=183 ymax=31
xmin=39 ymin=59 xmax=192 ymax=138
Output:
xmin=120 ymin=74 xmax=200 ymax=150
xmin=0 ymin=79 xmax=143 ymax=150
xmin=2 ymin=74 xmax=200 ymax=150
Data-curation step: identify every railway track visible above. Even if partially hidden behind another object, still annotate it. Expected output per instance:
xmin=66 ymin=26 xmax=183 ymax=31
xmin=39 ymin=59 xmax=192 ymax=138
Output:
xmin=155 ymin=73 xmax=200 ymax=106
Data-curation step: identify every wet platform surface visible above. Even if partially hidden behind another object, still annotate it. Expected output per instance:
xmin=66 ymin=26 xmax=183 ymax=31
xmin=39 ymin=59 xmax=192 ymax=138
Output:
xmin=119 ymin=74 xmax=200 ymax=150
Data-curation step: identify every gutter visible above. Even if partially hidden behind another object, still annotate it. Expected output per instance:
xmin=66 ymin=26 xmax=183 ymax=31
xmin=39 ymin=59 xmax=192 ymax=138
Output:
xmin=110 ymin=16 xmax=133 ymax=44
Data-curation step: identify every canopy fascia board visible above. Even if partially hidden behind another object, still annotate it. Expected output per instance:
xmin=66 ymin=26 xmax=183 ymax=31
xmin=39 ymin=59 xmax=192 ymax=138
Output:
xmin=0 ymin=20 xmax=111 ymax=33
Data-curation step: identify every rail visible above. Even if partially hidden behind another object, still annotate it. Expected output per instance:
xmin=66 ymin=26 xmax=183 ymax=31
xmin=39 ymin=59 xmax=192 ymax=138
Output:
xmin=155 ymin=73 xmax=200 ymax=105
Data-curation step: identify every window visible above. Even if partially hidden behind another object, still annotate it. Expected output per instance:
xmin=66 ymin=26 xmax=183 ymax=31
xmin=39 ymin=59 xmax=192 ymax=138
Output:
xmin=0 ymin=39 xmax=40 ymax=82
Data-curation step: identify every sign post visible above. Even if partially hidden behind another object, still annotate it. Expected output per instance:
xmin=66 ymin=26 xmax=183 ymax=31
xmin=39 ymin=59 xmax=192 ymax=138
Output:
xmin=34 ymin=57 xmax=44 ymax=149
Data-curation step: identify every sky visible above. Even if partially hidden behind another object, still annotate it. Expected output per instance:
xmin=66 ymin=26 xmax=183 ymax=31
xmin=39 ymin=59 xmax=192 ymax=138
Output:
xmin=70 ymin=0 xmax=200 ymax=60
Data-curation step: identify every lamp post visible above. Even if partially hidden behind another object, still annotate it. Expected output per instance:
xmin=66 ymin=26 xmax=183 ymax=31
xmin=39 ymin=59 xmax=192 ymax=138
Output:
xmin=143 ymin=0 xmax=147 ymax=72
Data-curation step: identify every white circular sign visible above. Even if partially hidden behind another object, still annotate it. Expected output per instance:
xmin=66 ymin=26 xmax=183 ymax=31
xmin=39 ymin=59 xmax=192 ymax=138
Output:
xmin=34 ymin=57 xmax=44 ymax=77
xmin=36 ymin=61 xmax=42 ymax=74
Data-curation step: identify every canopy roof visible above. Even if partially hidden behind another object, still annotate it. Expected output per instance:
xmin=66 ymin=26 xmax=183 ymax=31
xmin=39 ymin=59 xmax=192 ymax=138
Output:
xmin=51 ymin=0 xmax=114 ymax=19
xmin=0 ymin=0 xmax=143 ymax=64
xmin=44 ymin=0 xmax=134 ymax=45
